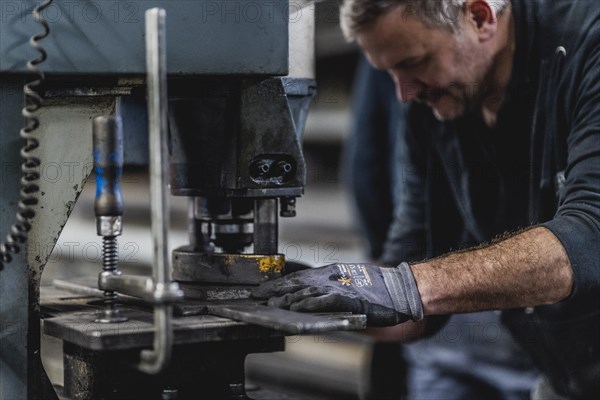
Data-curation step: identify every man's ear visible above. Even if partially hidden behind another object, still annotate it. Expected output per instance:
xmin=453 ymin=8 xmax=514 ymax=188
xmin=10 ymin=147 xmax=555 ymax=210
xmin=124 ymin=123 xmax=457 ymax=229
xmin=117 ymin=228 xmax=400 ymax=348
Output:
xmin=466 ymin=0 xmax=497 ymax=40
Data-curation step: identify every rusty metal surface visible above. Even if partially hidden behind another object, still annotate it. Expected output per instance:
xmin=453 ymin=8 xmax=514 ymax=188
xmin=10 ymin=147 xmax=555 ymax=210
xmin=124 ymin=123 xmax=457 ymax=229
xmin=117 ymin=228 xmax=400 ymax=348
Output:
xmin=43 ymin=306 xmax=285 ymax=351
xmin=42 ymin=284 xmax=282 ymax=350
xmin=52 ymin=275 xmax=255 ymax=303
xmin=178 ymin=283 xmax=255 ymax=301
xmin=42 ymin=285 xmax=366 ymax=351
xmin=172 ymin=249 xmax=284 ymax=284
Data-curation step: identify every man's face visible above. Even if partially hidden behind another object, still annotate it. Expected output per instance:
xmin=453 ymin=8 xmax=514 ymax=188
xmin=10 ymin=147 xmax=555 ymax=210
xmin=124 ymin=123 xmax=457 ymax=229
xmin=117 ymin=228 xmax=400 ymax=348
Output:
xmin=356 ymin=5 xmax=496 ymax=121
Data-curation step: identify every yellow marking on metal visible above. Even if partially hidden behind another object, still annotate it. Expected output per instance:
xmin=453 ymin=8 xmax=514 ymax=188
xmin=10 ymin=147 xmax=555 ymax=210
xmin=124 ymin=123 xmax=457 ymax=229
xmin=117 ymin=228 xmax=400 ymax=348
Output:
xmin=258 ymin=256 xmax=284 ymax=273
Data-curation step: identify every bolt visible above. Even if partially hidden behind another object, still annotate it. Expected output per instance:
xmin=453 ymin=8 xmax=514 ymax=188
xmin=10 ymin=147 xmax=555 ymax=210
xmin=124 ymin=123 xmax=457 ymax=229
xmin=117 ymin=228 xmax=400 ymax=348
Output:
xmin=276 ymin=161 xmax=293 ymax=174
xmin=280 ymin=197 xmax=296 ymax=217
xmin=257 ymin=161 xmax=270 ymax=176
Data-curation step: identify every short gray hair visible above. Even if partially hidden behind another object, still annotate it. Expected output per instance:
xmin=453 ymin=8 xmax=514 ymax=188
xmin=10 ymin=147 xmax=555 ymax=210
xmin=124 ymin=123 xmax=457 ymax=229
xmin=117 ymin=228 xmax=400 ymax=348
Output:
xmin=340 ymin=0 xmax=510 ymax=41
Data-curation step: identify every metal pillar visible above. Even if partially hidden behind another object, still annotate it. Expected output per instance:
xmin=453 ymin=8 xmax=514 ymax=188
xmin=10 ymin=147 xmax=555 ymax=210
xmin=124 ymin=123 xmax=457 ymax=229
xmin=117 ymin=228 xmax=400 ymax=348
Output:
xmin=1 ymin=76 xmax=115 ymax=398
xmin=0 ymin=77 xmax=55 ymax=400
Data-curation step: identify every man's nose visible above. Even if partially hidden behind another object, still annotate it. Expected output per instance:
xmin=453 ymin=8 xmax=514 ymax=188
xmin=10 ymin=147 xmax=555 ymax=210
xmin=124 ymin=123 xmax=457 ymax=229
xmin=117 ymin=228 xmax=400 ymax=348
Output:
xmin=390 ymin=71 xmax=421 ymax=103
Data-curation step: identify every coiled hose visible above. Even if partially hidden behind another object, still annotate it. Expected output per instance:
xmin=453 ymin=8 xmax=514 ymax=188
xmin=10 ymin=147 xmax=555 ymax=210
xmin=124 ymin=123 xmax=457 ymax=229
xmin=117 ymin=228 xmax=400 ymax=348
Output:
xmin=0 ymin=0 xmax=54 ymax=270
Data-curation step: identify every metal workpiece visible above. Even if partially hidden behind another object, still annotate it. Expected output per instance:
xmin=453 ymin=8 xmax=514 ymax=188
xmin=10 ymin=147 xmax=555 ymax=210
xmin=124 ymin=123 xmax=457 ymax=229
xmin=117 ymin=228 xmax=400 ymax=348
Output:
xmin=42 ymin=288 xmax=365 ymax=352
xmin=175 ymin=285 xmax=254 ymax=302
xmin=172 ymin=250 xmax=284 ymax=285
xmin=54 ymin=275 xmax=253 ymax=305
xmin=207 ymin=305 xmax=367 ymax=335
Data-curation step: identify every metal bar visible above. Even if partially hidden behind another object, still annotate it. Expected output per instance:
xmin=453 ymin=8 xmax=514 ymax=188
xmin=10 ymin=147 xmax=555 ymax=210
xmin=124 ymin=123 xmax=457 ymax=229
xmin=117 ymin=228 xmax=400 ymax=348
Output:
xmin=98 ymin=273 xmax=182 ymax=304
xmin=188 ymin=197 xmax=210 ymax=251
xmin=147 ymin=8 xmax=169 ymax=286
xmin=99 ymin=274 xmax=153 ymax=301
xmin=139 ymin=7 xmax=172 ymax=375
xmin=54 ymin=278 xmax=106 ymax=298
xmin=207 ymin=305 xmax=367 ymax=335
xmin=254 ymin=198 xmax=278 ymax=254
xmin=53 ymin=278 xmax=136 ymax=302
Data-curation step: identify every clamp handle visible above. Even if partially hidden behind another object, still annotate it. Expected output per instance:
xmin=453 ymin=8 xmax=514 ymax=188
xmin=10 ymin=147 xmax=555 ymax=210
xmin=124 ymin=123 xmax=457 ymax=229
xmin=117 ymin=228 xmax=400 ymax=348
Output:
xmin=92 ymin=116 xmax=124 ymax=218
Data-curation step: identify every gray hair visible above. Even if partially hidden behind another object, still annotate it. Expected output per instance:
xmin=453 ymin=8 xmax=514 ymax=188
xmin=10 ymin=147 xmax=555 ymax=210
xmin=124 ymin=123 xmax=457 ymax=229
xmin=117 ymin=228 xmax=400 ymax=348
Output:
xmin=340 ymin=0 xmax=510 ymax=41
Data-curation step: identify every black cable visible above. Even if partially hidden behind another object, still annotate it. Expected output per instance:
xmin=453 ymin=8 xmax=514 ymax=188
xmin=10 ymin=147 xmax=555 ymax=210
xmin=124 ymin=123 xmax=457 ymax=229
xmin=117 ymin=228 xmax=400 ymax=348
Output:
xmin=0 ymin=0 xmax=53 ymax=270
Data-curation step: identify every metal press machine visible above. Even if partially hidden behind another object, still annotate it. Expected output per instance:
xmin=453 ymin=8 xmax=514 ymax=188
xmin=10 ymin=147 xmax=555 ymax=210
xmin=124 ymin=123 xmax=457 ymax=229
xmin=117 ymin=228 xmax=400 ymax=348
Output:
xmin=0 ymin=1 xmax=364 ymax=399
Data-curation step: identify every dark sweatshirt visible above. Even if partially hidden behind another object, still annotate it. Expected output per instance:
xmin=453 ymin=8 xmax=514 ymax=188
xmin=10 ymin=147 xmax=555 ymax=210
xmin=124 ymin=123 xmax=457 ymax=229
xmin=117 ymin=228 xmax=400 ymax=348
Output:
xmin=382 ymin=0 xmax=600 ymax=397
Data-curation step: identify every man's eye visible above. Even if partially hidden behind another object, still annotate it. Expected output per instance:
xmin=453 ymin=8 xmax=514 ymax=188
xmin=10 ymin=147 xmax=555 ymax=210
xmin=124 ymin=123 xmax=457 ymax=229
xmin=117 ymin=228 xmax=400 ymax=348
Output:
xmin=396 ymin=56 xmax=427 ymax=71
xmin=403 ymin=59 xmax=422 ymax=69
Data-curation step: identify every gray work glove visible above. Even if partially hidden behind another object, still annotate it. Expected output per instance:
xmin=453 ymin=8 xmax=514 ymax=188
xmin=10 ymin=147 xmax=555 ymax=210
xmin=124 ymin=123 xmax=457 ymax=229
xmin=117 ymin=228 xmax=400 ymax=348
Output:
xmin=252 ymin=262 xmax=424 ymax=327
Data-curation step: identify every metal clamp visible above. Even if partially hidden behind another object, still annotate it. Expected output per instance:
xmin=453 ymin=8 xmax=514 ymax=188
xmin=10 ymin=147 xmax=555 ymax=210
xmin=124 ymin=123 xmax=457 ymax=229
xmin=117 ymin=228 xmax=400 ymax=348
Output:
xmin=137 ymin=7 xmax=176 ymax=375
xmin=98 ymin=272 xmax=184 ymax=304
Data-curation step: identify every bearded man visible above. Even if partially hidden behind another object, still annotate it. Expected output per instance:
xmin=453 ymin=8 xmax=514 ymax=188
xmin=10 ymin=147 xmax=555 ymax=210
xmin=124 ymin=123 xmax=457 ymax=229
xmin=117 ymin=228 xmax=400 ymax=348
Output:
xmin=255 ymin=1 xmax=600 ymax=398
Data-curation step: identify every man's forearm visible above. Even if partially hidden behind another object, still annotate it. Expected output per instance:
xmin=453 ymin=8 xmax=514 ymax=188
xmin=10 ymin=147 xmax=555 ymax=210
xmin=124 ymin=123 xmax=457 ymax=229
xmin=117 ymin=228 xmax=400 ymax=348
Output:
xmin=410 ymin=227 xmax=574 ymax=315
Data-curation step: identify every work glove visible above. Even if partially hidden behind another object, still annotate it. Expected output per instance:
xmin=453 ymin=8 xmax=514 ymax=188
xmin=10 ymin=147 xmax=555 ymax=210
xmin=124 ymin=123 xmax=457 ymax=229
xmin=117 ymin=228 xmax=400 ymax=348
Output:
xmin=252 ymin=262 xmax=424 ymax=327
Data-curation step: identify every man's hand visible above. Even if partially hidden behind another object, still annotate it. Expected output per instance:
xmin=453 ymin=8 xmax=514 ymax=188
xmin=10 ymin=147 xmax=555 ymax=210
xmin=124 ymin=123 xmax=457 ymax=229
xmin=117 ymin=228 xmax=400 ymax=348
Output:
xmin=252 ymin=262 xmax=424 ymax=327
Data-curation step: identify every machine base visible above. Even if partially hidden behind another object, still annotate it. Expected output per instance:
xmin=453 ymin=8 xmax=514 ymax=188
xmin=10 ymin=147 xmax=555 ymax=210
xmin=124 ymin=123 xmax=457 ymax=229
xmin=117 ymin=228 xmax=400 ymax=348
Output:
xmin=42 ymin=283 xmax=366 ymax=400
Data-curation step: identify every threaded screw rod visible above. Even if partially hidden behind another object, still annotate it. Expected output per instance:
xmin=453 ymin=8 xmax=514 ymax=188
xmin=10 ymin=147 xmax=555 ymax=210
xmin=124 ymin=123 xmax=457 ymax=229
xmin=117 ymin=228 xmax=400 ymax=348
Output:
xmin=93 ymin=116 xmax=127 ymax=323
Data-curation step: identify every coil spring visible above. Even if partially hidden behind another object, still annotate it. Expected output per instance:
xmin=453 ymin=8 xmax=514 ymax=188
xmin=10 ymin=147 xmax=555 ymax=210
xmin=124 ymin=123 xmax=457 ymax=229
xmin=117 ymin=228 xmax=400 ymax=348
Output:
xmin=102 ymin=236 xmax=119 ymax=304
xmin=102 ymin=236 xmax=119 ymax=271
xmin=0 ymin=0 xmax=53 ymax=270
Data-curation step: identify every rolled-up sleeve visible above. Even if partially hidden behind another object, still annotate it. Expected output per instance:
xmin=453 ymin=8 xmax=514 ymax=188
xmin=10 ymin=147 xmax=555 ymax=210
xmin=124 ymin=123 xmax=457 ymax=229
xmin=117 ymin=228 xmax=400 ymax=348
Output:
xmin=542 ymin=40 xmax=600 ymax=297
